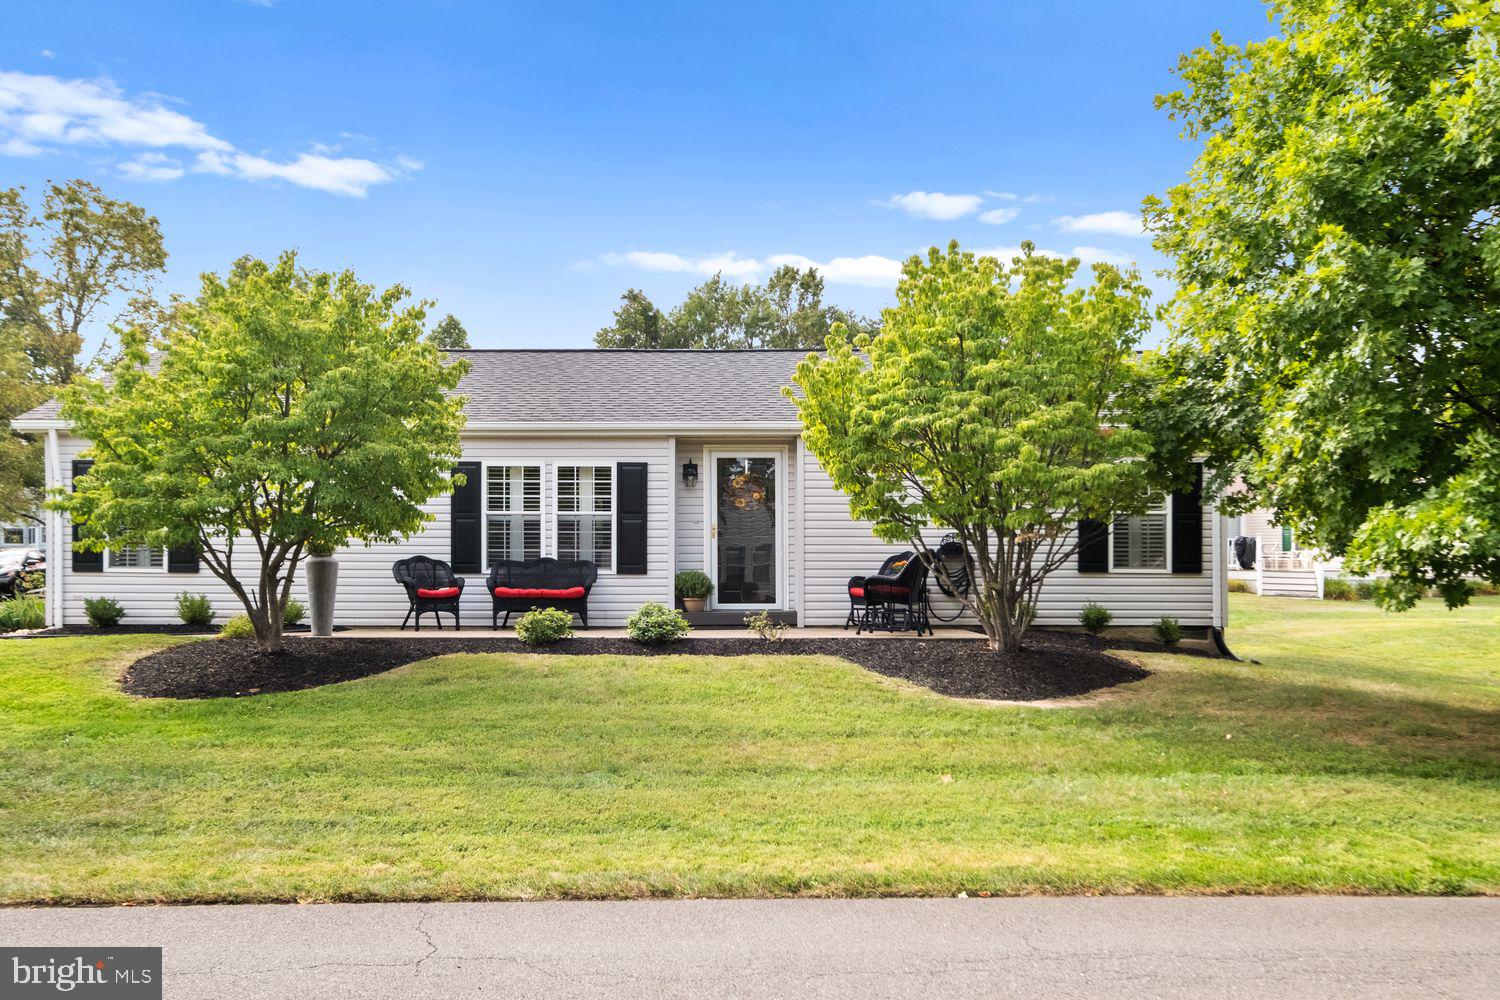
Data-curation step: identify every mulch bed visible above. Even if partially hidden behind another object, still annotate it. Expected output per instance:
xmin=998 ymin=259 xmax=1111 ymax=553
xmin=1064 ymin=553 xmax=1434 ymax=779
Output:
xmin=119 ymin=630 xmax=1172 ymax=702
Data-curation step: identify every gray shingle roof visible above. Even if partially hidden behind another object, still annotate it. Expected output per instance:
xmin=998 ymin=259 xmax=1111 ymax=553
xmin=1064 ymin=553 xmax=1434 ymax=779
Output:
xmin=13 ymin=349 xmax=809 ymax=427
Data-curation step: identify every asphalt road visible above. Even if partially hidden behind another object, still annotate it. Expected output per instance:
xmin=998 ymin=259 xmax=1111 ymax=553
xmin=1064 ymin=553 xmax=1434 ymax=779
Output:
xmin=3 ymin=897 xmax=1496 ymax=999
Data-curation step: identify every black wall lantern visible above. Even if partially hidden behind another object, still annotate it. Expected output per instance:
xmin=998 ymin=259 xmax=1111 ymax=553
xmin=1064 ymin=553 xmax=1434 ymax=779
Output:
xmin=681 ymin=460 xmax=699 ymax=488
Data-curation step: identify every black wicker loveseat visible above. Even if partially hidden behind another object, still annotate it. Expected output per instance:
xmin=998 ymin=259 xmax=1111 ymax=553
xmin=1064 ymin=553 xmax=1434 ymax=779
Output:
xmin=392 ymin=555 xmax=466 ymax=630
xmin=486 ymin=557 xmax=598 ymax=628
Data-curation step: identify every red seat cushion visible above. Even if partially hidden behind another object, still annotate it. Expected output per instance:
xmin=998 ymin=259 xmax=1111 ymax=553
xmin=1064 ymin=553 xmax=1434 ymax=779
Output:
xmin=416 ymin=586 xmax=461 ymax=599
xmin=493 ymin=586 xmax=586 ymax=600
xmin=848 ymin=586 xmax=865 ymax=598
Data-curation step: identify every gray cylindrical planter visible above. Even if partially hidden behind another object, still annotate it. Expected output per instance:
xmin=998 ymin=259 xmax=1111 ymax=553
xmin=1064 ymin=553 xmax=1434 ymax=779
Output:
xmin=307 ymin=555 xmax=339 ymax=636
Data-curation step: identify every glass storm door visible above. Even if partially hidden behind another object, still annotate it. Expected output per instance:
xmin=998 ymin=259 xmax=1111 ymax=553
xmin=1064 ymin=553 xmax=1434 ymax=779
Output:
xmin=708 ymin=452 xmax=782 ymax=610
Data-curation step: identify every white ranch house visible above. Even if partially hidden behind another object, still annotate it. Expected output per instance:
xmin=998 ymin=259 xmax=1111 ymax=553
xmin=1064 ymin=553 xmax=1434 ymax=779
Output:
xmin=13 ymin=349 xmax=1231 ymax=636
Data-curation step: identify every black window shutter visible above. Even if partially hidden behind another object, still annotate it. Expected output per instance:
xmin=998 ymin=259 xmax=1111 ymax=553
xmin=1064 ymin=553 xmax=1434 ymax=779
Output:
xmin=1077 ymin=519 xmax=1108 ymax=573
xmin=70 ymin=459 xmax=103 ymax=573
xmin=1171 ymin=462 xmax=1204 ymax=574
xmin=616 ymin=462 xmax=648 ymax=575
xmin=168 ymin=545 xmax=200 ymax=573
xmin=450 ymin=462 xmax=482 ymax=574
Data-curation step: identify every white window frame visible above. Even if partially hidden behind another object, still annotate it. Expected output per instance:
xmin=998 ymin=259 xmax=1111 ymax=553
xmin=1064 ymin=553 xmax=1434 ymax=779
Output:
xmin=552 ymin=463 xmax=617 ymax=574
xmin=104 ymin=545 xmax=167 ymax=573
xmin=1108 ymin=494 xmax=1172 ymax=574
xmin=482 ymin=463 xmax=545 ymax=571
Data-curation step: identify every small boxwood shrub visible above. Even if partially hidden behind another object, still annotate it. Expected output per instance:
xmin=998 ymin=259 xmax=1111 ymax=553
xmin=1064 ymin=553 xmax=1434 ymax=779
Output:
xmin=1078 ymin=601 xmax=1112 ymax=634
xmin=176 ymin=592 xmax=215 ymax=627
xmin=0 ymin=594 xmax=46 ymax=632
xmin=627 ymin=601 xmax=691 ymax=645
xmin=83 ymin=596 xmax=125 ymax=628
xmin=282 ymin=598 xmax=307 ymax=627
xmin=219 ymin=614 xmax=255 ymax=639
xmin=674 ymin=570 xmax=714 ymax=600
xmin=1322 ymin=578 xmax=1355 ymax=601
xmin=1227 ymin=578 xmax=1253 ymax=594
xmin=1153 ymin=615 xmax=1182 ymax=647
xmin=515 ymin=607 xmax=574 ymax=645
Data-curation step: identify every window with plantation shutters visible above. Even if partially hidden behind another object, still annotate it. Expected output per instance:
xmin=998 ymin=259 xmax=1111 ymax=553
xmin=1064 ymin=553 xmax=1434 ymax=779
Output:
xmin=485 ymin=465 xmax=542 ymax=567
xmin=1111 ymin=495 xmax=1169 ymax=571
xmin=556 ymin=465 xmax=613 ymax=570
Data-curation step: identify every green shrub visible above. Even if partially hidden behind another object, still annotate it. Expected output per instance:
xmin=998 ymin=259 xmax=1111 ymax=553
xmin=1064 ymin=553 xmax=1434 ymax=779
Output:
xmin=176 ymin=592 xmax=215 ymax=627
xmin=219 ymin=614 xmax=255 ymax=639
xmin=744 ymin=609 xmax=787 ymax=642
xmin=0 ymin=594 xmax=46 ymax=632
xmin=1153 ymin=616 xmax=1182 ymax=647
xmin=1078 ymin=602 xmax=1112 ymax=634
xmin=1322 ymin=578 xmax=1355 ymax=601
xmin=282 ymin=598 xmax=307 ymax=627
xmin=1470 ymin=579 xmax=1499 ymax=597
xmin=627 ymin=601 xmax=691 ymax=645
xmin=515 ymin=607 xmax=574 ymax=645
xmin=83 ymin=596 xmax=125 ymax=628
xmin=1354 ymin=580 xmax=1378 ymax=600
xmin=1227 ymin=578 xmax=1253 ymax=594
xmin=674 ymin=569 xmax=714 ymax=600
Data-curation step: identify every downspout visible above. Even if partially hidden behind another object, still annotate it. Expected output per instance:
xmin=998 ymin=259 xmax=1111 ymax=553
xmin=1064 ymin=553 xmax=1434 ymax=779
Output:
xmin=45 ymin=429 xmax=63 ymax=629
xmin=1210 ymin=503 xmax=1239 ymax=660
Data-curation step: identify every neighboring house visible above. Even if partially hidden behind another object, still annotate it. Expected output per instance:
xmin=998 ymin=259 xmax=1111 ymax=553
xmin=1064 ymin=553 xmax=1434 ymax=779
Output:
xmin=11 ymin=349 xmax=1230 ymax=635
xmin=1228 ymin=506 xmax=1348 ymax=598
xmin=0 ymin=517 xmax=45 ymax=552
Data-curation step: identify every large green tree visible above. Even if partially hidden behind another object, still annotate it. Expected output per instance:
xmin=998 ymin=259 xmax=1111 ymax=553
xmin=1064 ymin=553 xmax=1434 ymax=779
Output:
xmin=790 ymin=243 xmax=1154 ymax=653
xmin=427 ymin=313 xmax=470 ymax=349
xmin=55 ymin=252 xmax=468 ymax=654
xmin=0 ymin=180 xmax=166 ymax=522
xmin=596 ymin=264 xmax=878 ymax=349
xmin=1145 ymin=0 xmax=1500 ymax=607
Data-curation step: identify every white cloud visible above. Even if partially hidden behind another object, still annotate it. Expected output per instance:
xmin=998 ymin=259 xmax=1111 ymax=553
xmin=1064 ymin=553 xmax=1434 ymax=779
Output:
xmin=880 ymin=190 xmax=983 ymax=221
xmin=978 ymin=206 xmax=1019 ymax=225
xmin=39 ymin=50 xmax=55 ymax=60
xmin=1052 ymin=210 xmax=1145 ymax=238
xmin=1070 ymin=245 xmax=1137 ymax=266
xmin=118 ymin=151 xmax=183 ymax=182
xmin=971 ymin=244 xmax=1063 ymax=262
xmin=194 ymin=150 xmax=401 ymax=198
xmin=600 ymin=249 xmax=904 ymax=288
xmin=0 ymin=69 xmax=416 ymax=197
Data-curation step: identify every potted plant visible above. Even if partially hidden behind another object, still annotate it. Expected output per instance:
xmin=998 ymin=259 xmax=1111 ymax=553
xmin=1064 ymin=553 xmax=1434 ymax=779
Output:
xmin=674 ymin=570 xmax=714 ymax=613
xmin=306 ymin=541 xmax=338 ymax=636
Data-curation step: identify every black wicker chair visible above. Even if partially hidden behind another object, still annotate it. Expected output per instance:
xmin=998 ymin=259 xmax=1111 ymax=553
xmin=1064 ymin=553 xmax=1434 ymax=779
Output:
xmin=845 ymin=552 xmax=911 ymax=630
xmin=853 ymin=551 xmax=931 ymax=636
xmin=392 ymin=555 xmax=466 ymax=631
xmin=486 ymin=557 xmax=598 ymax=628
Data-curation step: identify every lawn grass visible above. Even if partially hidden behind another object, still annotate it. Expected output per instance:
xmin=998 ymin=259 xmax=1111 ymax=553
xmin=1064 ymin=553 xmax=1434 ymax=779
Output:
xmin=1 ymin=594 xmax=1497 ymax=903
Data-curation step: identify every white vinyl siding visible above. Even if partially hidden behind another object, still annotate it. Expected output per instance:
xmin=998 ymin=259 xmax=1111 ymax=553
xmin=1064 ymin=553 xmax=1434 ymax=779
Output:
xmin=798 ymin=446 xmax=1220 ymax=628
xmin=485 ymin=465 xmax=542 ymax=567
xmin=53 ymin=434 xmax=671 ymax=627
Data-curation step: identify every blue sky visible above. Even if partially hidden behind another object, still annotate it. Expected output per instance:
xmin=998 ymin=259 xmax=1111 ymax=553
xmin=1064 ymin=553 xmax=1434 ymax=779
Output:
xmin=2 ymin=1 xmax=1273 ymax=350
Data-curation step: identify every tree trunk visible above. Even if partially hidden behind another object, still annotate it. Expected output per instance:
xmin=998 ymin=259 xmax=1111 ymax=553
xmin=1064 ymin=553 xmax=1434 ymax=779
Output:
xmin=248 ymin=601 xmax=285 ymax=655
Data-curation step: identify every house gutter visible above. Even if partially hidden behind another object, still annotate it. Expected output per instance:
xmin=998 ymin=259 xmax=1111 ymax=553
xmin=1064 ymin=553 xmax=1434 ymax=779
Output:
xmin=45 ymin=428 xmax=63 ymax=629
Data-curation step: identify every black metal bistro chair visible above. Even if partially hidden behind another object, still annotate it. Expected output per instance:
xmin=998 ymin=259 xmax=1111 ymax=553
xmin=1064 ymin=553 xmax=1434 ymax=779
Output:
xmin=851 ymin=551 xmax=931 ymax=636
xmin=392 ymin=555 xmax=466 ymax=630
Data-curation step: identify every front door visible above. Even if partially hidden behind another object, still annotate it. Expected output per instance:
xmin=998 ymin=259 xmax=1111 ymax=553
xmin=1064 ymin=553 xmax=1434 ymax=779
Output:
xmin=707 ymin=451 xmax=784 ymax=610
